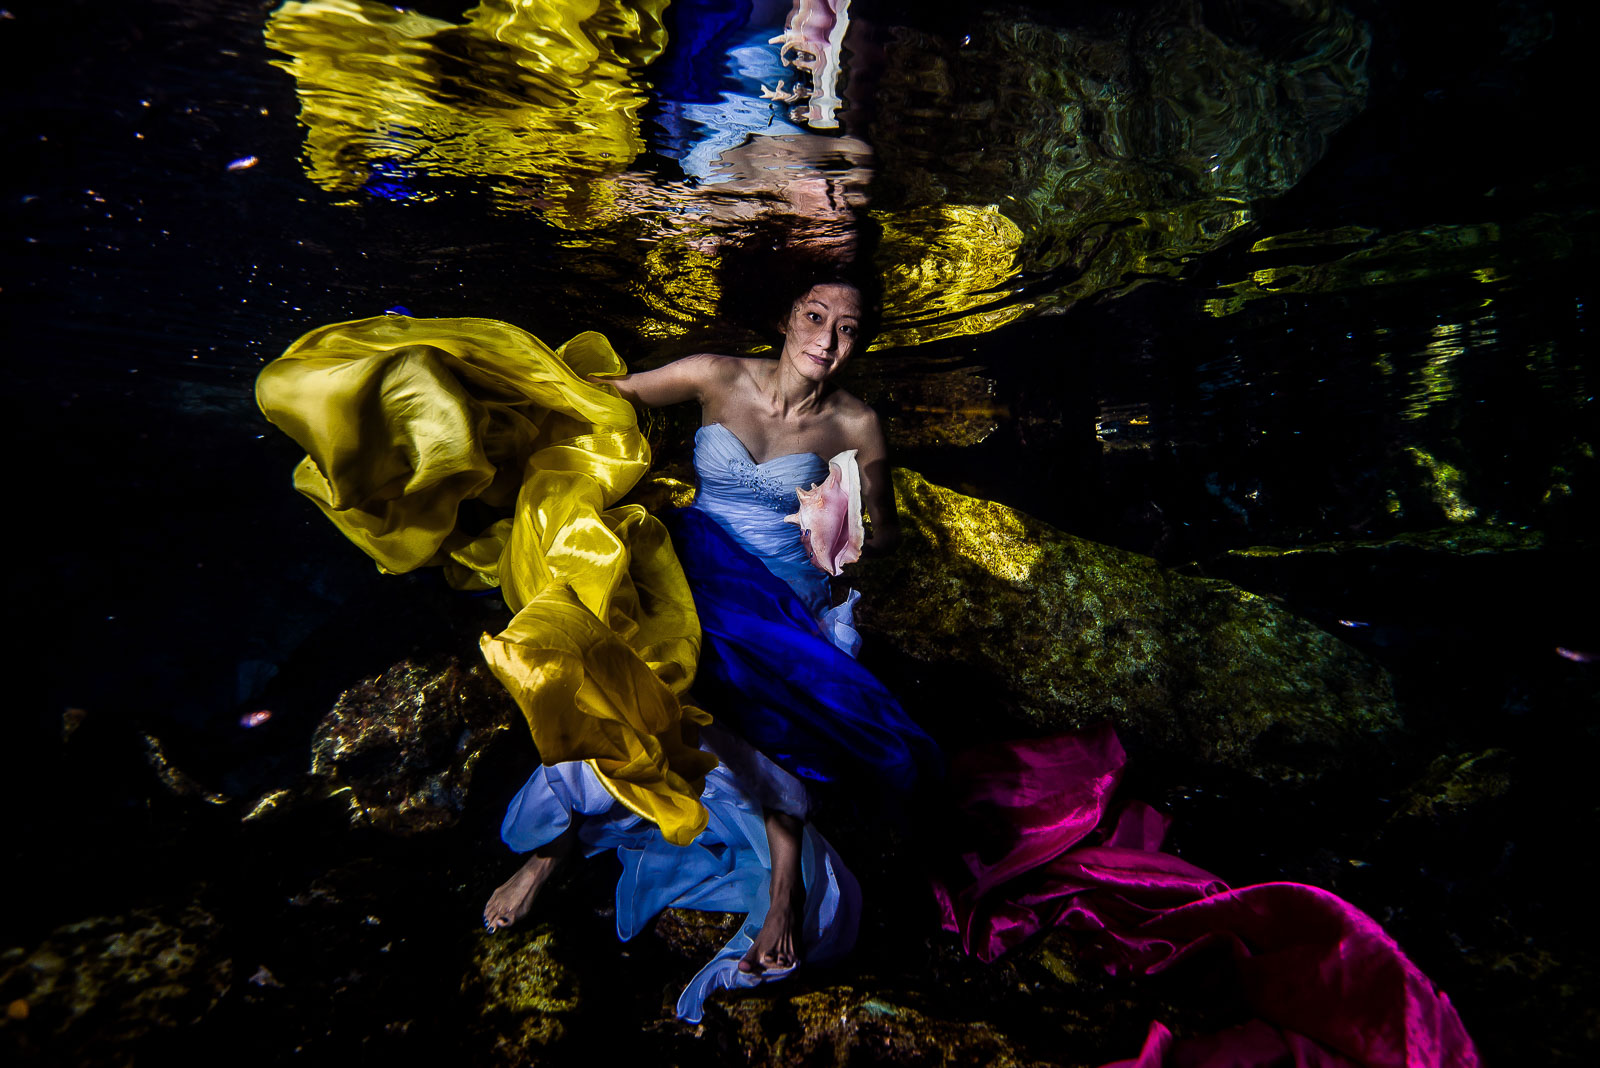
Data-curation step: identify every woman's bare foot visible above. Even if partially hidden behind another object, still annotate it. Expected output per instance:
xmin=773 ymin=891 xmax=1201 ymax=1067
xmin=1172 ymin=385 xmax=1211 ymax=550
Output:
xmin=482 ymin=824 xmax=576 ymax=932
xmin=740 ymin=810 xmax=803 ymax=974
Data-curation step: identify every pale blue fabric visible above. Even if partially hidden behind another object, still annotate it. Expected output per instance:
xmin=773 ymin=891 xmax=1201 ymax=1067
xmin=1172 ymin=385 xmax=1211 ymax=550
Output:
xmin=498 ymin=425 xmax=873 ymax=1020
xmin=499 ymin=727 xmax=859 ymax=1022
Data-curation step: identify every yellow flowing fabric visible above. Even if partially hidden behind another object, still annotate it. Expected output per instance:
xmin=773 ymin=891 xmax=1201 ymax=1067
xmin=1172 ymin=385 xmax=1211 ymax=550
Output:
xmin=256 ymin=315 xmax=714 ymax=844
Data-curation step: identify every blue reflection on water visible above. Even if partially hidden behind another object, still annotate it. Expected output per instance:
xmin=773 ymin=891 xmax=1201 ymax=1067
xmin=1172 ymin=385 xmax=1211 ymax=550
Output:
xmin=650 ymin=4 xmax=805 ymax=181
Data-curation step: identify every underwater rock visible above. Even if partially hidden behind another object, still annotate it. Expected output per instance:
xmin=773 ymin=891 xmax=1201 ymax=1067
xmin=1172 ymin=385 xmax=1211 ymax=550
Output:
xmin=1392 ymin=749 xmax=1513 ymax=822
xmin=853 ymin=470 xmax=1399 ymax=780
xmin=1218 ymin=525 xmax=1547 ymax=564
xmin=142 ymin=733 xmax=230 ymax=806
xmin=0 ymin=904 xmax=229 ymax=1064
xmin=461 ymin=924 xmax=581 ymax=1063
xmin=678 ymin=926 xmax=1234 ymax=1067
xmin=1203 ymin=526 xmax=1577 ymax=644
xmin=307 ymin=656 xmax=529 ymax=834
xmin=651 ymin=909 xmax=744 ymax=965
xmin=706 ymin=984 xmax=1047 ymax=1067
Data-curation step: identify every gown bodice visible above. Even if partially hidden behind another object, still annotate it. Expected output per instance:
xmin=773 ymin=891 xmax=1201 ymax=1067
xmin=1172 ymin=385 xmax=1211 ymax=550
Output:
xmin=692 ymin=422 xmax=833 ymax=618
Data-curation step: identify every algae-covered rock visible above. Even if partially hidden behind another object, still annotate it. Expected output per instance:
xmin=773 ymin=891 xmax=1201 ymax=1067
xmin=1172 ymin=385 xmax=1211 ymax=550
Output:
xmin=0 ymin=904 xmax=229 ymax=1064
xmin=307 ymin=656 xmax=528 ymax=834
xmin=1213 ymin=526 xmax=1548 ymax=588
xmin=1393 ymin=749 xmax=1513 ymax=822
xmin=461 ymin=925 xmax=581 ymax=1063
xmin=855 ymin=470 xmax=1399 ymax=779
xmin=709 ymin=984 xmax=1049 ymax=1067
xmin=1204 ymin=526 xmax=1579 ymax=649
xmin=651 ymin=909 xmax=743 ymax=965
xmin=1237 ymin=526 xmax=1547 ymax=557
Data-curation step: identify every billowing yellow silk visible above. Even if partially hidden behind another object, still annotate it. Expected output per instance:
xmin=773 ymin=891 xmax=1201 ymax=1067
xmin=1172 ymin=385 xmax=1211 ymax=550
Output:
xmin=256 ymin=316 xmax=714 ymax=844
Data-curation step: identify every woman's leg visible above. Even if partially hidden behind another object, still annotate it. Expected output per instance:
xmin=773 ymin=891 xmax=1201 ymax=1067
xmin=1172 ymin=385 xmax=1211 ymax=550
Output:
xmin=482 ymin=820 xmax=579 ymax=931
xmin=741 ymin=809 xmax=803 ymax=973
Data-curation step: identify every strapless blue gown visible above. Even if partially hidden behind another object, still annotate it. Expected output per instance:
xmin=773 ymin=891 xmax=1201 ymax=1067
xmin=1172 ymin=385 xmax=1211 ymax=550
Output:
xmin=499 ymin=422 xmax=938 ymax=1020
xmin=665 ymin=424 xmax=940 ymax=790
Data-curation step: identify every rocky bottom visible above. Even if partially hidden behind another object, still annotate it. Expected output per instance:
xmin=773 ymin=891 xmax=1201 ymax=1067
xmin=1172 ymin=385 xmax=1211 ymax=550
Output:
xmin=6 ymin=486 xmax=1594 ymax=1064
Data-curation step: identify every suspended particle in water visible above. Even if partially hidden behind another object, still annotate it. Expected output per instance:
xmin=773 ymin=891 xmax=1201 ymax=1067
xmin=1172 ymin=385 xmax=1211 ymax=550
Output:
xmin=227 ymin=156 xmax=259 ymax=172
xmin=1555 ymin=647 xmax=1595 ymax=663
xmin=249 ymin=965 xmax=283 ymax=988
xmin=240 ymin=709 xmax=273 ymax=728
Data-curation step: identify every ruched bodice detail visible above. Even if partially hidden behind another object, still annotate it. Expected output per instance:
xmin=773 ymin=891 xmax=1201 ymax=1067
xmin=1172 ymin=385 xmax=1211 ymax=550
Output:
xmin=695 ymin=422 xmax=828 ymax=513
xmin=693 ymin=423 xmax=833 ymax=617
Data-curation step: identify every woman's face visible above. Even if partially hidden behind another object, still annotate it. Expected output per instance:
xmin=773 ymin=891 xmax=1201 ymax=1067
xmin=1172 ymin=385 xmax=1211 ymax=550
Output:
xmin=780 ymin=284 xmax=862 ymax=382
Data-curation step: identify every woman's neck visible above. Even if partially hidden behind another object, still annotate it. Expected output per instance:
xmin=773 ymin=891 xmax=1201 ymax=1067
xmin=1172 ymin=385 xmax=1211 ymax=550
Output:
xmin=764 ymin=358 xmax=828 ymax=419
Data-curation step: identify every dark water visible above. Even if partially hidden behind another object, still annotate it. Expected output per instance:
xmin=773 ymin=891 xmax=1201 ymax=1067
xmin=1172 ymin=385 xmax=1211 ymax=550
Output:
xmin=4 ymin=0 xmax=1596 ymax=1062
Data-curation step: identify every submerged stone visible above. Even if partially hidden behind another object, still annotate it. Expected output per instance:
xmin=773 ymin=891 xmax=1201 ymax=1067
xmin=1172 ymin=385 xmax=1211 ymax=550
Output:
xmin=854 ymin=470 xmax=1399 ymax=779
xmin=651 ymin=909 xmax=743 ymax=965
xmin=461 ymin=925 xmax=581 ymax=1063
xmin=1393 ymin=749 xmax=1513 ymax=822
xmin=307 ymin=656 xmax=529 ymax=834
xmin=1220 ymin=525 xmax=1547 ymax=563
xmin=708 ymin=984 xmax=1047 ymax=1067
xmin=1203 ymin=525 xmax=1578 ymax=650
xmin=0 ymin=904 xmax=229 ymax=1064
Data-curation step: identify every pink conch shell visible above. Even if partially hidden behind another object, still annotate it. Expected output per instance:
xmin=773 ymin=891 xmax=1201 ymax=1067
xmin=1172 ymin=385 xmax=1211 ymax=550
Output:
xmin=785 ymin=449 xmax=863 ymax=575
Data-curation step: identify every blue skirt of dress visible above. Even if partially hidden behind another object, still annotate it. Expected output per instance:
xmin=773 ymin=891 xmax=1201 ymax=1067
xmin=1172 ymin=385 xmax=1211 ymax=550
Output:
xmin=662 ymin=506 xmax=942 ymax=793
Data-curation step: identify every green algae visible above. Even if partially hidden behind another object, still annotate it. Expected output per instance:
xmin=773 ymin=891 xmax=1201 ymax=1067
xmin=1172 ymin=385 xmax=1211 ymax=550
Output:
xmin=0 ymin=905 xmax=230 ymax=1064
xmin=461 ymin=925 xmax=581 ymax=1059
xmin=1394 ymin=749 xmax=1513 ymax=821
xmin=304 ymin=656 xmax=529 ymax=835
xmin=855 ymin=470 xmax=1399 ymax=780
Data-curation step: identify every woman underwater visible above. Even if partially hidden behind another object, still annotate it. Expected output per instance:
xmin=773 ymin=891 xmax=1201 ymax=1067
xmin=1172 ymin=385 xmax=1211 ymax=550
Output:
xmin=257 ymin=275 xmax=1480 ymax=1059
xmin=479 ymin=278 xmax=917 ymax=980
xmin=255 ymin=268 xmax=938 ymax=1018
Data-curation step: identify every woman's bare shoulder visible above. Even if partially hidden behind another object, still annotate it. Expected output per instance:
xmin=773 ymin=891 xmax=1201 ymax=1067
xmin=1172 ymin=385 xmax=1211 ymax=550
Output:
xmin=827 ymin=389 xmax=886 ymax=450
xmin=684 ymin=353 xmax=767 ymax=386
xmin=828 ymin=388 xmax=882 ymax=427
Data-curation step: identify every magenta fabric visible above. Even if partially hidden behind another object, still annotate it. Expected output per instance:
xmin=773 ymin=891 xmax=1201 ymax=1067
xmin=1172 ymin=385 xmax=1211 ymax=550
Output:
xmin=933 ymin=726 xmax=1480 ymax=1068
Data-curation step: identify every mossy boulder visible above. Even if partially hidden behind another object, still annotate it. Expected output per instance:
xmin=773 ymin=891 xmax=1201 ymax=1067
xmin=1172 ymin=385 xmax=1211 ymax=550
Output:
xmin=0 ymin=904 xmax=229 ymax=1065
xmin=1393 ymin=749 xmax=1513 ymax=822
xmin=855 ymin=470 xmax=1399 ymax=780
xmin=706 ymin=984 xmax=1048 ymax=1067
xmin=304 ymin=657 xmax=530 ymax=834
xmin=461 ymin=924 xmax=581 ymax=1063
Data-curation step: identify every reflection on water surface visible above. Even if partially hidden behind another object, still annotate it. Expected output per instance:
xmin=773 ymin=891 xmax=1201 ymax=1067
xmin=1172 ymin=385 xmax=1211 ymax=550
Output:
xmin=3 ymin=0 xmax=1597 ymax=1064
xmin=264 ymin=0 xmax=1372 ymax=345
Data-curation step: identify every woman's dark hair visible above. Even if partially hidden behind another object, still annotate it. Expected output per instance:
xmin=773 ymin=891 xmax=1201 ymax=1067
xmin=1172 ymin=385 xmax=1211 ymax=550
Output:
xmin=717 ymin=217 xmax=884 ymax=349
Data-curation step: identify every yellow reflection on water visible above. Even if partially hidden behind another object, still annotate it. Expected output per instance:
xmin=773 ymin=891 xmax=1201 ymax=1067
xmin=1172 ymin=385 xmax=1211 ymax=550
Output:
xmin=266 ymin=0 xmax=668 ymax=223
xmin=263 ymin=1 xmax=1375 ymax=351
xmin=1402 ymin=322 xmax=1466 ymax=422
xmin=1206 ymin=221 xmax=1507 ymax=318
xmin=875 ymin=205 xmax=1029 ymax=347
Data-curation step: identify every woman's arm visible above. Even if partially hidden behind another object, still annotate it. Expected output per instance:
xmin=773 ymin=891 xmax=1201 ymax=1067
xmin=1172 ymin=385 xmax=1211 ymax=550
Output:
xmin=852 ymin=408 xmax=900 ymax=553
xmin=595 ymin=353 xmax=736 ymax=409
